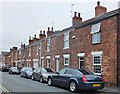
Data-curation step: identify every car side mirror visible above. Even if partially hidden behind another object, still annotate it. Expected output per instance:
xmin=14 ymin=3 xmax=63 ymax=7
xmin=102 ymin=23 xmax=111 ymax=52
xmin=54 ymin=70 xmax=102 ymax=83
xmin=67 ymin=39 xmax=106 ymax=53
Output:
xmin=56 ymin=72 xmax=59 ymax=75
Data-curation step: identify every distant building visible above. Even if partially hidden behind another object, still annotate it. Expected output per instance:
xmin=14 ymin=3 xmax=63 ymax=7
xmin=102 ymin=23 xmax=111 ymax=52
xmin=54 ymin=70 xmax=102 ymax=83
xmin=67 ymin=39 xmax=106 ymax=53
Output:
xmin=0 ymin=52 xmax=9 ymax=65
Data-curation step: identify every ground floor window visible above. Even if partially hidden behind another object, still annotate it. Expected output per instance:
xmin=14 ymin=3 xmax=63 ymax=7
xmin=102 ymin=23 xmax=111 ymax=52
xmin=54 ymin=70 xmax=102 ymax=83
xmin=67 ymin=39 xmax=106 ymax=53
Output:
xmin=64 ymin=58 xmax=69 ymax=68
xmin=91 ymin=51 xmax=102 ymax=75
xmin=63 ymin=54 xmax=70 ymax=68
xmin=34 ymin=61 xmax=38 ymax=68
xmin=93 ymin=56 xmax=102 ymax=74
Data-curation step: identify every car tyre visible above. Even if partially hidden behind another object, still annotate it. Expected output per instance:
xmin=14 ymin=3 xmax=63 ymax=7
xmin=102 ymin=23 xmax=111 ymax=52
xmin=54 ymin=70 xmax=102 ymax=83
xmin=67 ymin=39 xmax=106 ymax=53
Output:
xmin=69 ymin=81 xmax=77 ymax=92
xmin=40 ymin=76 xmax=43 ymax=83
xmin=20 ymin=73 xmax=23 ymax=77
xmin=48 ymin=77 xmax=52 ymax=86
xmin=32 ymin=75 xmax=35 ymax=80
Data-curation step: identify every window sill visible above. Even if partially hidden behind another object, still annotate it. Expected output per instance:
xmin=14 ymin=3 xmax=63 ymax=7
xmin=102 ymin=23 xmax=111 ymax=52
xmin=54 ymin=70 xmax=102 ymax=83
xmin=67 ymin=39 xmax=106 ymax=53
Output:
xmin=63 ymin=47 xmax=69 ymax=49
xmin=92 ymin=42 xmax=101 ymax=45
xmin=94 ymin=73 xmax=101 ymax=75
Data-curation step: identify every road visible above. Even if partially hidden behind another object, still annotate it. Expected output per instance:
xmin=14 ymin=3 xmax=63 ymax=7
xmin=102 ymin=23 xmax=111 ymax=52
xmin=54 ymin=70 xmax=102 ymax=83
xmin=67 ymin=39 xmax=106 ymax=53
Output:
xmin=0 ymin=71 xmax=106 ymax=94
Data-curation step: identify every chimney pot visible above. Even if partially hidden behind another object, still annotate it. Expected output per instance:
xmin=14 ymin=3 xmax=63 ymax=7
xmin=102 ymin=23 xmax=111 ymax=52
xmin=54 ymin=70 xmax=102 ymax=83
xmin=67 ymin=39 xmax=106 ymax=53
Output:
xmin=51 ymin=27 xmax=53 ymax=31
xmin=78 ymin=13 xmax=80 ymax=18
xmin=34 ymin=34 xmax=36 ymax=38
xmin=48 ymin=27 xmax=50 ymax=31
xmin=97 ymin=1 xmax=100 ymax=6
xmin=74 ymin=12 xmax=77 ymax=17
xmin=43 ymin=30 xmax=45 ymax=35
xmin=40 ymin=30 xmax=42 ymax=34
xmin=29 ymin=36 xmax=31 ymax=40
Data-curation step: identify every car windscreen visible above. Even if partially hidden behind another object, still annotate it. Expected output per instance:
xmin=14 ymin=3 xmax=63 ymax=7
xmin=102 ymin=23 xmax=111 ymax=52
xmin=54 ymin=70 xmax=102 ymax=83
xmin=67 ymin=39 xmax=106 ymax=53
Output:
xmin=26 ymin=68 xmax=33 ymax=71
xmin=12 ymin=67 xmax=18 ymax=70
xmin=45 ymin=68 xmax=53 ymax=72
xmin=78 ymin=69 xmax=94 ymax=75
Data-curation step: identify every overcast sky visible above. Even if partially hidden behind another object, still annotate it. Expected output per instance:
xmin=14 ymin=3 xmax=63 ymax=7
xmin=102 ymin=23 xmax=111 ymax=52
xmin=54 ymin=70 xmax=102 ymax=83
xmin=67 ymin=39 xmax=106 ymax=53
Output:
xmin=0 ymin=0 xmax=120 ymax=53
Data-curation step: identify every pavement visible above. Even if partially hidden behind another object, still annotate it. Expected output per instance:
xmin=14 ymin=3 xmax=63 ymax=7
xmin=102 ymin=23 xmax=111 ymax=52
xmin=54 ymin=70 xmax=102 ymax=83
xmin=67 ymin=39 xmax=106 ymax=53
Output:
xmin=98 ymin=86 xmax=120 ymax=94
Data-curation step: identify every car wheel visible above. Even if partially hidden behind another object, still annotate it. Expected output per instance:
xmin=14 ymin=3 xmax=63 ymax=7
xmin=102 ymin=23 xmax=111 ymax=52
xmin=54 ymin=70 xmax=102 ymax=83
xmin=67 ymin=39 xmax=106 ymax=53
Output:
xmin=48 ymin=77 xmax=52 ymax=86
xmin=69 ymin=81 xmax=77 ymax=92
xmin=31 ymin=75 xmax=34 ymax=80
xmin=40 ymin=76 xmax=43 ymax=83
xmin=20 ymin=73 xmax=23 ymax=77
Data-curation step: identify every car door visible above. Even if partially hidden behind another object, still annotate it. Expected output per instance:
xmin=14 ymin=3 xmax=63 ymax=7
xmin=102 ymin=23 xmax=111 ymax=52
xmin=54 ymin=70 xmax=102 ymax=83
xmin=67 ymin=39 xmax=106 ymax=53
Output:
xmin=58 ymin=69 xmax=72 ymax=87
xmin=33 ymin=68 xmax=38 ymax=80
xmin=36 ymin=68 xmax=41 ymax=80
xmin=52 ymin=68 xmax=67 ymax=86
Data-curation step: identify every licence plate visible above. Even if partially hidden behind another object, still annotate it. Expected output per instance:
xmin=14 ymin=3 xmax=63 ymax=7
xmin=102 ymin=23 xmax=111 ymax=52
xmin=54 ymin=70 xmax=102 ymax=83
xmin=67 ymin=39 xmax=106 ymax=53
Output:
xmin=93 ymin=84 xmax=100 ymax=87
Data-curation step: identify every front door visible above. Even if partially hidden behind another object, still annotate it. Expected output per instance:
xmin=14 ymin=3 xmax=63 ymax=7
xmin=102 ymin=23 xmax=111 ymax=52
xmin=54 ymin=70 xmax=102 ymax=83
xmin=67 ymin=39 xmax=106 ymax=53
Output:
xmin=56 ymin=58 xmax=60 ymax=72
xmin=79 ymin=57 xmax=84 ymax=69
xmin=41 ymin=59 xmax=44 ymax=67
xmin=47 ymin=59 xmax=50 ymax=68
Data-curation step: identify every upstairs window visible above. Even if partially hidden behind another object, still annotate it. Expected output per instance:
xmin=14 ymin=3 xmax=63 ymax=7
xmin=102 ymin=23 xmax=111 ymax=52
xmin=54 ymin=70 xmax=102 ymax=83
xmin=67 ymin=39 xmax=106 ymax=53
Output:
xmin=47 ymin=38 xmax=50 ymax=52
xmin=36 ymin=44 xmax=39 ymax=55
xmin=64 ymin=32 xmax=69 ymax=48
xmin=63 ymin=54 xmax=70 ymax=68
xmin=91 ymin=23 xmax=101 ymax=44
xmin=29 ymin=47 xmax=31 ymax=56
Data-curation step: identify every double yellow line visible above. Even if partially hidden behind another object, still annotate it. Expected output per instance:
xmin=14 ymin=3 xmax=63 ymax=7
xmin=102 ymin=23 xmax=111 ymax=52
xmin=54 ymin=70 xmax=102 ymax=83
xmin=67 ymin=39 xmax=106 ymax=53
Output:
xmin=0 ymin=84 xmax=11 ymax=94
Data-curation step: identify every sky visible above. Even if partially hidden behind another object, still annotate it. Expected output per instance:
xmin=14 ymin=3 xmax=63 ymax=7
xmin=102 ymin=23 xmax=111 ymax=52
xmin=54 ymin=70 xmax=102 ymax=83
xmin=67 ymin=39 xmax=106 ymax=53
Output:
xmin=0 ymin=0 xmax=120 ymax=53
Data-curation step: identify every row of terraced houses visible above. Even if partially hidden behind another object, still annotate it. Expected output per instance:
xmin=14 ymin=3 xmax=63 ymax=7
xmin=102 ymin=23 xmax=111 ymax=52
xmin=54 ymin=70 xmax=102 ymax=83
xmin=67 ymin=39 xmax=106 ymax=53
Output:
xmin=3 ymin=2 xmax=120 ymax=87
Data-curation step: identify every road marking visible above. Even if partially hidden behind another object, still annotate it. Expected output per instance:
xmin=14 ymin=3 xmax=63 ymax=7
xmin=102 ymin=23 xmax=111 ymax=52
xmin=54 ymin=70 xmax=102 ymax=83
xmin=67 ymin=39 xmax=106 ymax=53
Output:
xmin=0 ymin=84 xmax=11 ymax=94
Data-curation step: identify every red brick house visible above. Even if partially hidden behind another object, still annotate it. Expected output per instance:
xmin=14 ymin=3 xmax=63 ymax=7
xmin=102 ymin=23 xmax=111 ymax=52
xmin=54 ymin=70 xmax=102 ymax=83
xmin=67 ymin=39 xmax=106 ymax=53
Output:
xmin=5 ymin=2 xmax=120 ymax=86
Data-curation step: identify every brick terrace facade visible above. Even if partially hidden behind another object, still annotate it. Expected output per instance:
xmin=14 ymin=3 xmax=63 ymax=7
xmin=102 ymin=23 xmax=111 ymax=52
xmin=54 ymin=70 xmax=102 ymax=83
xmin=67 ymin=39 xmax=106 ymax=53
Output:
xmin=4 ymin=2 xmax=120 ymax=86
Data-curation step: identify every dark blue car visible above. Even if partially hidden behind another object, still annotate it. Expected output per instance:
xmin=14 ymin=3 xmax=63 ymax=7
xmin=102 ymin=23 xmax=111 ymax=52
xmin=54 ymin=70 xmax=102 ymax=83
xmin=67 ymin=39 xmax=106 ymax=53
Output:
xmin=47 ymin=68 xmax=104 ymax=92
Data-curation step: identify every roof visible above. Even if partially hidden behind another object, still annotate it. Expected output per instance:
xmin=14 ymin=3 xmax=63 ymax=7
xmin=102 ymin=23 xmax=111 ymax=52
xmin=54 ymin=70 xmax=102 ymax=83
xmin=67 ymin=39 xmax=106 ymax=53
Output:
xmin=19 ymin=8 xmax=120 ymax=49
xmin=74 ymin=8 xmax=120 ymax=29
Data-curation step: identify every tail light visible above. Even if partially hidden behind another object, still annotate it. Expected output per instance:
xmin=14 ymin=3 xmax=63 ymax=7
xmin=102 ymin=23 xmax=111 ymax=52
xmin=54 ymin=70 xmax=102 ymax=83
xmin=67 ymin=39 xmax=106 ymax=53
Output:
xmin=82 ymin=75 xmax=87 ymax=82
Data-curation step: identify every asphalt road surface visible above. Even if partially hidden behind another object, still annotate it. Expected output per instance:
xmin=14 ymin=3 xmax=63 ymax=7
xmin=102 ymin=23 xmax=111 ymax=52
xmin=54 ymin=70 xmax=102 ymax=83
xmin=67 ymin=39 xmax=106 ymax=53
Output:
xmin=0 ymin=71 xmax=106 ymax=94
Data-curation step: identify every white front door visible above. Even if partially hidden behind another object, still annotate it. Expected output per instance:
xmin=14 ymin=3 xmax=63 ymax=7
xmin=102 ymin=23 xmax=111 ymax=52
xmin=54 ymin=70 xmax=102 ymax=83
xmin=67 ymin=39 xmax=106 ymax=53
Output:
xmin=34 ymin=61 xmax=38 ymax=68
xmin=47 ymin=59 xmax=50 ymax=68
xmin=41 ymin=59 xmax=44 ymax=67
xmin=56 ymin=58 xmax=59 ymax=72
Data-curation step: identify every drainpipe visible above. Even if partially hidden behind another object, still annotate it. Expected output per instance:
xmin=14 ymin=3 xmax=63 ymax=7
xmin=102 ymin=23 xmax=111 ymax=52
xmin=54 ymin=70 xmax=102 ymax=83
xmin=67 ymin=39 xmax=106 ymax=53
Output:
xmin=39 ymin=42 xmax=42 ymax=67
xmin=24 ymin=44 xmax=26 ymax=67
xmin=116 ymin=13 xmax=119 ymax=87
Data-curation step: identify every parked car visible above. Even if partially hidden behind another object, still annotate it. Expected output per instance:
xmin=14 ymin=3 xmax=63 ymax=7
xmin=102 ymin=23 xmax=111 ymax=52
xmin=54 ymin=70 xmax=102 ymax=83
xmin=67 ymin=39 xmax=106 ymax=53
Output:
xmin=32 ymin=67 xmax=55 ymax=83
xmin=9 ymin=66 xmax=20 ymax=74
xmin=47 ymin=68 xmax=105 ymax=92
xmin=1 ymin=64 xmax=11 ymax=72
xmin=20 ymin=67 xmax=33 ymax=78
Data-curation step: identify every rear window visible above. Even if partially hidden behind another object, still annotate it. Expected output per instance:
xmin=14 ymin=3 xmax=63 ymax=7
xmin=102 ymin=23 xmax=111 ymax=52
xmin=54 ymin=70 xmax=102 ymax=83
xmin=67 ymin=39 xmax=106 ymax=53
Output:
xmin=78 ymin=69 xmax=94 ymax=75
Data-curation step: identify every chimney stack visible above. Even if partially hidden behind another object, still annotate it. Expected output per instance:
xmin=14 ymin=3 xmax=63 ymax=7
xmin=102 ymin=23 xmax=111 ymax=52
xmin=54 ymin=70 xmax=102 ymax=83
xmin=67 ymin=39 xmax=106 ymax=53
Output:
xmin=29 ymin=36 xmax=33 ymax=44
xmin=21 ymin=42 xmax=24 ymax=48
xmin=34 ymin=34 xmax=36 ymax=39
xmin=47 ymin=27 xmax=54 ymax=37
xmin=39 ymin=30 xmax=46 ymax=40
xmin=72 ymin=12 xmax=82 ymax=26
xmin=13 ymin=47 xmax=17 ymax=51
xmin=10 ymin=48 xmax=12 ymax=52
xmin=95 ymin=1 xmax=107 ymax=16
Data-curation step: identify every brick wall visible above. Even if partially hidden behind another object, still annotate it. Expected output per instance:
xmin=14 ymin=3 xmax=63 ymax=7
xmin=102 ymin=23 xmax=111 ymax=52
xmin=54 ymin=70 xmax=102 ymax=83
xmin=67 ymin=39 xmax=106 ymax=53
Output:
xmin=69 ymin=16 xmax=117 ymax=85
xmin=117 ymin=14 xmax=120 ymax=86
